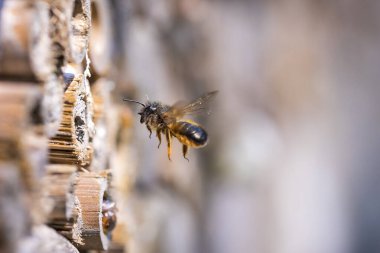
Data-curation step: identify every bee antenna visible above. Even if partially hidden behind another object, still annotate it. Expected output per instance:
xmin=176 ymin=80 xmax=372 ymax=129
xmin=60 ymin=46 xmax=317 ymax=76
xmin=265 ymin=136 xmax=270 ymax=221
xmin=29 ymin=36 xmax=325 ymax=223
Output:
xmin=123 ymin=98 xmax=146 ymax=107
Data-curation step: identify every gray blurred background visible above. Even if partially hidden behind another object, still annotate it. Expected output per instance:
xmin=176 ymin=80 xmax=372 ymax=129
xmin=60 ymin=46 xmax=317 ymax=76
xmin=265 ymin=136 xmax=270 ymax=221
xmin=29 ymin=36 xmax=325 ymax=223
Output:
xmin=111 ymin=0 xmax=380 ymax=252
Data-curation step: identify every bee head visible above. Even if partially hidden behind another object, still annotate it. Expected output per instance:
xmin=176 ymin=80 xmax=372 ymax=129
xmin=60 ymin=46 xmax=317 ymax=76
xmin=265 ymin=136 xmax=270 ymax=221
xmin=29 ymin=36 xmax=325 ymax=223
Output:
xmin=123 ymin=98 xmax=161 ymax=124
xmin=138 ymin=102 xmax=159 ymax=124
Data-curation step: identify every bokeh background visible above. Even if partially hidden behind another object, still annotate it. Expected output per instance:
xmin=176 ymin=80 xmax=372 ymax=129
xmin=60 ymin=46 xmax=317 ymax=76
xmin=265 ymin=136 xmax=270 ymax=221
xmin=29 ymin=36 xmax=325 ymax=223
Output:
xmin=112 ymin=0 xmax=380 ymax=253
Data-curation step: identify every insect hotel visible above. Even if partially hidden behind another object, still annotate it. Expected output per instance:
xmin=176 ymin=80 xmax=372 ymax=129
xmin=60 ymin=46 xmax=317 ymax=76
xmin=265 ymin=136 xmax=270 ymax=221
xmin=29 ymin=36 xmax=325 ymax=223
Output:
xmin=0 ymin=0 xmax=134 ymax=252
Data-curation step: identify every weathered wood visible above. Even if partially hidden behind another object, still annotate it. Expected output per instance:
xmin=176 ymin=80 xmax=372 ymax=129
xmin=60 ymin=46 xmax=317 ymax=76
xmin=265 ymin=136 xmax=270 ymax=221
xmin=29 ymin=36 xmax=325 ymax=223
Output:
xmin=42 ymin=164 xmax=76 ymax=222
xmin=0 ymin=83 xmax=47 ymax=189
xmin=48 ymin=0 xmax=91 ymax=64
xmin=0 ymin=1 xmax=54 ymax=80
xmin=0 ymin=1 xmax=35 ymax=79
xmin=0 ymin=1 xmax=64 ymax=137
xmin=0 ymin=0 xmax=125 ymax=251
xmin=74 ymin=171 xmax=110 ymax=250
xmin=49 ymin=74 xmax=94 ymax=167
xmin=0 ymin=82 xmax=54 ymax=228
xmin=48 ymin=194 xmax=84 ymax=246
xmin=43 ymin=164 xmax=82 ymax=247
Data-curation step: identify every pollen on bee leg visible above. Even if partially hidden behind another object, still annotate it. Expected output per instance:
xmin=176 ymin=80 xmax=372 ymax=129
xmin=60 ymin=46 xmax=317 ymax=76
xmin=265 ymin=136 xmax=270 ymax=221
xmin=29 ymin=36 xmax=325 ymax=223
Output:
xmin=165 ymin=129 xmax=172 ymax=161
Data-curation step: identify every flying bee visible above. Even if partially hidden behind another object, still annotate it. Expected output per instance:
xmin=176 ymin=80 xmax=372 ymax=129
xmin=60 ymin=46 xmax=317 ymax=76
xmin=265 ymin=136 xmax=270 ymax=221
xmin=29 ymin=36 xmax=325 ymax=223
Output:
xmin=123 ymin=91 xmax=218 ymax=161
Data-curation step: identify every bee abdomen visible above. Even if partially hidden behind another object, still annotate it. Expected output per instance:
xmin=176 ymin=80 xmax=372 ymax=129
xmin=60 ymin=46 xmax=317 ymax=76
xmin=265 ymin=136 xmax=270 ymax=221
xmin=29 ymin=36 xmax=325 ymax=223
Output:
xmin=172 ymin=121 xmax=208 ymax=147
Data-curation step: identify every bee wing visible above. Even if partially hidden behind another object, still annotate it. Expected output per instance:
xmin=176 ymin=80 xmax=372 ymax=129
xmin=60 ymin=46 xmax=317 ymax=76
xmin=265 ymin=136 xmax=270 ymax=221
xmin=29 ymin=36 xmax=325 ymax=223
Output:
xmin=181 ymin=90 xmax=218 ymax=115
xmin=163 ymin=91 xmax=218 ymax=124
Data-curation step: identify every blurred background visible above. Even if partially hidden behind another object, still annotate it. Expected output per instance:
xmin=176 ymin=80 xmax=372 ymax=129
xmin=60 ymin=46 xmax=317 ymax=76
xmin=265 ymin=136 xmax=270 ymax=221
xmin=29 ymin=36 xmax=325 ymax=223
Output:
xmin=116 ymin=1 xmax=380 ymax=253
xmin=1 ymin=0 xmax=380 ymax=253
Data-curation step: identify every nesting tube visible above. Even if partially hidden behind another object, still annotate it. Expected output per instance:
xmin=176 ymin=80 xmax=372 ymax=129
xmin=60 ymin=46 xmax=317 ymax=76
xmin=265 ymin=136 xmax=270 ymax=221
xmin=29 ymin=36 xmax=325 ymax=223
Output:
xmin=0 ymin=83 xmax=47 ymax=189
xmin=49 ymin=74 xmax=94 ymax=167
xmin=49 ymin=0 xmax=91 ymax=65
xmin=73 ymin=171 xmax=111 ymax=250
xmin=43 ymin=164 xmax=77 ymax=223
xmin=43 ymin=164 xmax=84 ymax=246
xmin=0 ymin=1 xmax=65 ymax=137
xmin=0 ymin=82 xmax=51 ymax=228
xmin=0 ymin=1 xmax=54 ymax=80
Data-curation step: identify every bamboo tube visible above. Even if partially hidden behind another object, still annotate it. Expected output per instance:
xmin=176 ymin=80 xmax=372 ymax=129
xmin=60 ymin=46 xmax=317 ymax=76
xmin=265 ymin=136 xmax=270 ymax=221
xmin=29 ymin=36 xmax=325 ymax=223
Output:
xmin=74 ymin=171 xmax=110 ymax=250
xmin=47 ymin=171 xmax=116 ymax=249
xmin=0 ymin=78 xmax=63 ymax=139
xmin=43 ymin=165 xmax=84 ymax=246
xmin=0 ymin=83 xmax=47 ymax=189
xmin=49 ymin=74 xmax=94 ymax=167
xmin=0 ymin=82 xmax=53 ymax=227
xmin=48 ymin=0 xmax=91 ymax=64
xmin=89 ymin=0 xmax=113 ymax=76
xmin=0 ymin=1 xmax=54 ymax=80
xmin=42 ymin=164 xmax=76 ymax=222
xmin=0 ymin=1 xmax=64 ymax=137
xmin=48 ymin=196 xmax=84 ymax=246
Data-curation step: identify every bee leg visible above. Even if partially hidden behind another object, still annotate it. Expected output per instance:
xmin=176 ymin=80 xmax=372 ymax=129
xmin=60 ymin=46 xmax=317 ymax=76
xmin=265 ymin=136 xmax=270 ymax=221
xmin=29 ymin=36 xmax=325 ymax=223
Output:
xmin=156 ymin=129 xmax=162 ymax=149
xmin=147 ymin=125 xmax=152 ymax=138
xmin=165 ymin=129 xmax=172 ymax=161
xmin=182 ymin=145 xmax=189 ymax=162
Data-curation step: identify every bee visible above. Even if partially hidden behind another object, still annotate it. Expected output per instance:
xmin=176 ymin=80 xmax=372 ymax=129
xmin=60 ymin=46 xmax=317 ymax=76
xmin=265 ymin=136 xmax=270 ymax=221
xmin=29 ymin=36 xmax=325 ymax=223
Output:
xmin=102 ymin=194 xmax=117 ymax=236
xmin=123 ymin=91 xmax=218 ymax=160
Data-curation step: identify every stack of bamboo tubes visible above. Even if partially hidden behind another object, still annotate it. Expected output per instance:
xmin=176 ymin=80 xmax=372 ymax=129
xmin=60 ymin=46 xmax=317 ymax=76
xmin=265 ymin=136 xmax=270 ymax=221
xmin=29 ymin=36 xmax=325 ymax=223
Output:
xmin=0 ymin=0 xmax=132 ymax=252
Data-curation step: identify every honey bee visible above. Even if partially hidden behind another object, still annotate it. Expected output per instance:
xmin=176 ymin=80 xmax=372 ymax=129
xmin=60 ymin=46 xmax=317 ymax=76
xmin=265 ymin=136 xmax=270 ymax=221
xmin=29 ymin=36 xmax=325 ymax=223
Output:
xmin=124 ymin=91 xmax=218 ymax=160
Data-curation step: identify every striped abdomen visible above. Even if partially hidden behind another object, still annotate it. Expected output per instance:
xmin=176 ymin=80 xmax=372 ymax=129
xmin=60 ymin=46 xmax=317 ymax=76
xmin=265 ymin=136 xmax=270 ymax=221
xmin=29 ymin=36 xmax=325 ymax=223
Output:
xmin=171 ymin=121 xmax=208 ymax=148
